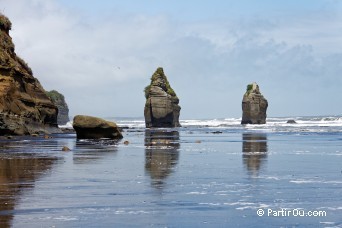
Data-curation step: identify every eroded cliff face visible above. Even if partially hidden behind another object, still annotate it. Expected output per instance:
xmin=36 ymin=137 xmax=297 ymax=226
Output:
xmin=144 ymin=67 xmax=181 ymax=128
xmin=0 ymin=14 xmax=59 ymax=135
xmin=241 ymin=82 xmax=268 ymax=124
xmin=46 ymin=90 xmax=70 ymax=125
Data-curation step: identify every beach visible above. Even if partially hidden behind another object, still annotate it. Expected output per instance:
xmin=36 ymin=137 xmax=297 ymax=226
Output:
xmin=0 ymin=116 xmax=341 ymax=227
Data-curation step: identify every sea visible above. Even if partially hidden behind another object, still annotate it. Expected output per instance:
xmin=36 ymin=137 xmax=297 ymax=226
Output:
xmin=0 ymin=116 xmax=341 ymax=227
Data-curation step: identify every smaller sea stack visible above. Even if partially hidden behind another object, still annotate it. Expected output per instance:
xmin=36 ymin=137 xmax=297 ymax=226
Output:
xmin=144 ymin=67 xmax=181 ymax=128
xmin=241 ymin=82 xmax=268 ymax=124
xmin=46 ymin=90 xmax=70 ymax=125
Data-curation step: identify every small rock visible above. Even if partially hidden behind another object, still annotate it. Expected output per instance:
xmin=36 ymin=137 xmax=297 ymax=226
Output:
xmin=212 ymin=131 xmax=223 ymax=134
xmin=60 ymin=128 xmax=75 ymax=133
xmin=124 ymin=140 xmax=129 ymax=145
xmin=287 ymin=120 xmax=297 ymax=124
xmin=195 ymin=140 xmax=201 ymax=143
xmin=73 ymin=115 xmax=123 ymax=139
xmin=6 ymin=135 xmax=12 ymax=139
xmin=31 ymin=134 xmax=39 ymax=137
xmin=62 ymin=146 xmax=71 ymax=152
xmin=44 ymin=135 xmax=53 ymax=139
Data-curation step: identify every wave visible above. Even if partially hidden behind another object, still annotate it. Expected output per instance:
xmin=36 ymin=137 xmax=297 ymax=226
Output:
xmin=60 ymin=115 xmax=342 ymax=133
xmin=58 ymin=121 xmax=73 ymax=129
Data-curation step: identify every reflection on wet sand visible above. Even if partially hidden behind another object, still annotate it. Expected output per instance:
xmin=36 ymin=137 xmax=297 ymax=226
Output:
xmin=0 ymin=156 xmax=57 ymax=227
xmin=145 ymin=130 xmax=180 ymax=189
xmin=73 ymin=139 xmax=119 ymax=164
xmin=242 ymin=133 xmax=268 ymax=176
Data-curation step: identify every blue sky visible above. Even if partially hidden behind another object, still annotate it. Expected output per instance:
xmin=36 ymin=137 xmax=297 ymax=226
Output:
xmin=58 ymin=0 xmax=338 ymax=16
xmin=1 ymin=0 xmax=342 ymax=118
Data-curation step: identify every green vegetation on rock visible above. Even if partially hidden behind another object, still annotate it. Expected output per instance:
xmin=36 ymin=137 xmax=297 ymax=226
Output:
xmin=46 ymin=90 xmax=65 ymax=102
xmin=245 ymin=84 xmax=253 ymax=95
xmin=144 ymin=67 xmax=178 ymax=99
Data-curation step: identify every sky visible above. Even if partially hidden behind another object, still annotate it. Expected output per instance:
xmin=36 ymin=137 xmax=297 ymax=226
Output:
xmin=1 ymin=0 xmax=342 ymax=119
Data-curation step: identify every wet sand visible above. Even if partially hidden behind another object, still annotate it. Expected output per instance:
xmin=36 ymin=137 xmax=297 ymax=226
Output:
xmin=0 ymin=129 xmax=341 ymax=227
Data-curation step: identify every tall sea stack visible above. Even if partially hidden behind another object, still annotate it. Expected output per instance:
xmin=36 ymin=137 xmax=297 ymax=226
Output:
xmin=241 ymin=82 xmax=268 ymax=124
xmin=144 ymin=67 xmax=181 ymax=128
xmin=0 ymin=14 xmax=59 ymax=135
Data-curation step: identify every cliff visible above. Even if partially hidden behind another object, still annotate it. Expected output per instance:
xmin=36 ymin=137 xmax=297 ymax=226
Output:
xmin=46 ymin=90 xmax=70 ymax=125
xmin=0 ymin=14 xmax=59 ymax=135
xmin=144 ymin=67 xmax=181 ymax=128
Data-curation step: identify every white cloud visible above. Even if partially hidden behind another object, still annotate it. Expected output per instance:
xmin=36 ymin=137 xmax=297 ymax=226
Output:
xmin=1 ymin=0 xmax=342 ymax=118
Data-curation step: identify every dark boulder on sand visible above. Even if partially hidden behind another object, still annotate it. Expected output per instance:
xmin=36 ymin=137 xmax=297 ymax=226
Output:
xmin=144 ymin=67 xmax=181 ymax=128
xmin=241 ymin=82 xmax=268 ymax=124
xmin=0 ymin=14 xmax=60 ymax=135
xmin=46 ymin=90 xmax=70 ymax=125
xmin=72 ymin=115 xmax=123 ymax=139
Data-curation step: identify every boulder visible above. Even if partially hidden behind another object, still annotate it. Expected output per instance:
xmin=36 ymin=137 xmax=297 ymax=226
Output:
xmin=144 ymin=67 xmax=181 ymax=128
xmin=72 ymin=115 xmax=123 ymax=139
xmin=287 ymin=119 xmax=297 ymax=124
xmin=241 ymin=82 xmax=268 ymax=124
xmin=46 ymin=90 xmax=70 ymax=125
xmin=0 ymin=14 xmax=60 ymax=135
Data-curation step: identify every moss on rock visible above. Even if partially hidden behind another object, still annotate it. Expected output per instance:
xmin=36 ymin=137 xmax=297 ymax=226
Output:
xmin=46 ymin=90 xmax=65 ymax=102
xmin=144 ymin=67 xmax=178 ymax=99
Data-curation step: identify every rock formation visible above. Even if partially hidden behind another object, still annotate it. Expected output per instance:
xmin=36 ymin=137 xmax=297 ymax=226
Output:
xmin=72 ymin=115 xmax=123 ymax=139
xmin=144 ymin=67 xmax=181 ymax=128
xmin=0 ymin=14 xmax=59 ymax=135
xmin=46 ymin=90 xmax=70 ymax=125
xmin=241 ymin=82 xmax=268 ymax=124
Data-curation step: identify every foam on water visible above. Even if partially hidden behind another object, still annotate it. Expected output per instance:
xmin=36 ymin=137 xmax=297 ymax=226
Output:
xmin=290 ymin=179 xmax=342 ymax=184
xmin=58 ymin=121 xmax=73 ymax=129
xmin=62 ymin=115 xmax=342 ymax=133
xmin=180 ymin=118 xmax=242 ymax=127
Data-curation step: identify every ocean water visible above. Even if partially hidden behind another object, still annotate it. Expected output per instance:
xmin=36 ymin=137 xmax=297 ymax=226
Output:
xmin=0 ymin=116 xmax=341 ymax=227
